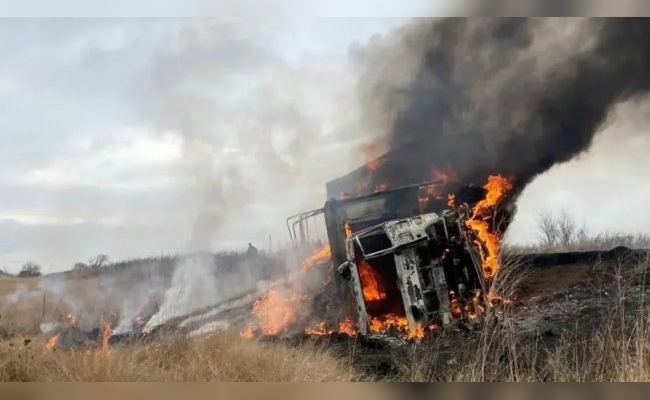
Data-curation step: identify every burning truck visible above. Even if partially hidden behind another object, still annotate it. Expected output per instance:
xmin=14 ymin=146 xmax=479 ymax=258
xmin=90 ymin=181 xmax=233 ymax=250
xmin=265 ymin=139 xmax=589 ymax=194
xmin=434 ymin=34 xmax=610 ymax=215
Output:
xmin=284 ymin=132 xmax=515 ymax=340
xmin=38 ymin=133 xmax=515 ymax=350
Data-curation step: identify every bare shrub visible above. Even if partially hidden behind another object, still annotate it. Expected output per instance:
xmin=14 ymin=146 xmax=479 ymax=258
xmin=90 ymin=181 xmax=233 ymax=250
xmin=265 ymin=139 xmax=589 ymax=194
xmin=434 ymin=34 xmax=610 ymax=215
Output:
xmin=537 ymin=210 xmax=560 ymax=247
xmin=17 ymin=263 xmax=41 ymax=278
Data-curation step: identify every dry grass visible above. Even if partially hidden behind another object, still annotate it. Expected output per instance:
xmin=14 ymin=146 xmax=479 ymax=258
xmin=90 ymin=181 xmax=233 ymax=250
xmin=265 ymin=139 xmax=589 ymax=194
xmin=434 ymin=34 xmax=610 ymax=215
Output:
xmin=0 ymin=332 xmax=361 ymax=382
xmin=2 ymin=260 xmax=650 ymax=381
xmin=0 ymin=275 xmax=79 ymax=336
xmin=3 ymin=221 xmax=650 ymax=381
xmin=507 ymin=232 xmax=650 ymax=254
xmin=0 ymin=275 xmax=38 ymax=298
xmin=394 ymin=252 xmax=650 ymax=382
xmin=0 ymin=274 xmax=362 ymax=382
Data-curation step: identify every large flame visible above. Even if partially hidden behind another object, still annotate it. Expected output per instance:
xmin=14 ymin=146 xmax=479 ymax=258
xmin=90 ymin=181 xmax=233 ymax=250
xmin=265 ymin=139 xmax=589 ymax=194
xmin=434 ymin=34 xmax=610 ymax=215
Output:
xmin=300 ymin=245 xmax=331 ymax=273
xmin=368 ymin=314 xmax=427 ymax=340
xmin=356 ymin=259 xmax=387 ymax=302
xmin=251 ymin=290 xmax=305 ymax=336
xmin=465 ymin=174 xmax=513 ymax=279
xmin=241 ymin=173 xmax=514 ymax=342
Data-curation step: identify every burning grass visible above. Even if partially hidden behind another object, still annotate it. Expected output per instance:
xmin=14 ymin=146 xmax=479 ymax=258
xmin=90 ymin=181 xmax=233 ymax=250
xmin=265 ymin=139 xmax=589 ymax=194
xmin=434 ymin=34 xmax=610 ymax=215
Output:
xmin=2 ymin=250 xmax=650 ymax=381
xmin=3 ymin=214 xmax=650 ymax=381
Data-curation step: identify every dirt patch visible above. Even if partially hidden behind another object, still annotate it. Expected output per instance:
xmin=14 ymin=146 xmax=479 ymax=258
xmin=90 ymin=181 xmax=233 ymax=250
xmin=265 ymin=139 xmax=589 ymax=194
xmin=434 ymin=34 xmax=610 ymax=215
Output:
xmin=515 ymin=263 xmax=592 ymax=304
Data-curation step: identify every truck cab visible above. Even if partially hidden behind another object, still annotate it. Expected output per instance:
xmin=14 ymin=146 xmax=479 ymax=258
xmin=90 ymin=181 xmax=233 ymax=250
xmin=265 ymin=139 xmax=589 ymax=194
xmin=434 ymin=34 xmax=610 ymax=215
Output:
xmin=323 ymin=183 xmax=489 ymax=336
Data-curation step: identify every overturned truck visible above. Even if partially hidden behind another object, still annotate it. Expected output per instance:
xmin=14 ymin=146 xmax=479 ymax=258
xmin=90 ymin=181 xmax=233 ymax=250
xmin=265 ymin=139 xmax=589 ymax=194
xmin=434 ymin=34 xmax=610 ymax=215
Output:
xmin=325 ymin=183 xmax=491 ymax=336
xmin=288 ymin=133 xmax=507 ymax=337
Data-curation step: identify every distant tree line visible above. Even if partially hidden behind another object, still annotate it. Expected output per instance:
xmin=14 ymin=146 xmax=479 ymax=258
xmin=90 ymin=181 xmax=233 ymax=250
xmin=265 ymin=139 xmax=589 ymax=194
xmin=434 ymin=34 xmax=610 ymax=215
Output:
xmin=0 ymin=254 xmax=112 ymax=278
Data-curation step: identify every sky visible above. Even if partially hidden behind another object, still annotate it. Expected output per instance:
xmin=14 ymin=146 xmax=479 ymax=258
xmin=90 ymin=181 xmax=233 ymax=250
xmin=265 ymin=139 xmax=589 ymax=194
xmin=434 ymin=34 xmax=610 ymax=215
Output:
xmin=0 ymin=16 xmax=420 ymax=272
xmin=1 ymin=12 xmax=650 ymax=273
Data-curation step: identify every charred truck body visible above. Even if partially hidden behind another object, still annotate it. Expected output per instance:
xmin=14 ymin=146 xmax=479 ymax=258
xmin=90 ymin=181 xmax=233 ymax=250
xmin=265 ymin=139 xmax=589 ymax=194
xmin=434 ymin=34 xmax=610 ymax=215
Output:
xmin=288 ymin=132 xmax=505 ymax=337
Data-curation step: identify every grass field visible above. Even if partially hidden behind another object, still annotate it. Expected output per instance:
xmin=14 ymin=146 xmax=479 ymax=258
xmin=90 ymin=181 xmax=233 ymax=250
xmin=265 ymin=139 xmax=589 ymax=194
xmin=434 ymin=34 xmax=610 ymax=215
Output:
xmin=0 ymin=332 xmax=361 ymax=381
xmin=2 ymin=216 xmax=650 ymax=381
xmin=2 ymin=277 xmax=650 ymax=382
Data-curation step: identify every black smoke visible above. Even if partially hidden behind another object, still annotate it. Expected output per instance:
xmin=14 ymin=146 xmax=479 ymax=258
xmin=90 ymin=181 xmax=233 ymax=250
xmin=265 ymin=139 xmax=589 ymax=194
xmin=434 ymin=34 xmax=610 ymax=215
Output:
xmin=348 ymin=17 xmax=650 ymax=227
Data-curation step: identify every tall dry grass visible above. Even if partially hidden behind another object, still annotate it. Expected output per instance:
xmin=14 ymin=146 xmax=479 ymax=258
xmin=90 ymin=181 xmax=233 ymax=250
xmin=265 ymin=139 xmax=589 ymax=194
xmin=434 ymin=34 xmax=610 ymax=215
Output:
xmin=507 ymin=232 xmax=650 ymax=254
xmin=4 ymin=210 xmax=650 ymax=381
xmin=506 ymin=208 xmax=650 ymax=254
xmin=395 ymin=249 xmax=650 ymax=382
xmin=0 ymin=332 xmax=362 ymax=382
xmin=3 ymin=253 xmax=650 ymax=381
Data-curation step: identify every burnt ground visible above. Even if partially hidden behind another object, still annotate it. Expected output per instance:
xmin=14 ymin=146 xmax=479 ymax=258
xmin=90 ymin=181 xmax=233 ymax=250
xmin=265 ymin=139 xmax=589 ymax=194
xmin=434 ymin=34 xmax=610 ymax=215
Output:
xmin=259 ymin=247 xmax=650 ymax=379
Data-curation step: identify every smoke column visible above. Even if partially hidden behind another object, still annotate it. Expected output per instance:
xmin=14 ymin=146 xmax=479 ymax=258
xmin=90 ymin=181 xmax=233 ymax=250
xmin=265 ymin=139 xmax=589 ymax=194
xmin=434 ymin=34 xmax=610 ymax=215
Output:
xmin=353 ymin=18 xmax=650 ymax=219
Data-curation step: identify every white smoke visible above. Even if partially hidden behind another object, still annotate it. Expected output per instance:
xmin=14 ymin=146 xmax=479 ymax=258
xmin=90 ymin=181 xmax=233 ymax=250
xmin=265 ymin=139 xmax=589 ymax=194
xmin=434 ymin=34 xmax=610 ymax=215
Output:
xmin=111 ymin=273 xmax=167 ymax=336
xmin=143 ymin=253 xmax=222 ymax=330
xmin=3 ymin=284 xmax=31 ymax=304
xmin=39 ymin=322 xmax=59 ymax=334
xmin=187 ymin=320 xmax=230 ymax=339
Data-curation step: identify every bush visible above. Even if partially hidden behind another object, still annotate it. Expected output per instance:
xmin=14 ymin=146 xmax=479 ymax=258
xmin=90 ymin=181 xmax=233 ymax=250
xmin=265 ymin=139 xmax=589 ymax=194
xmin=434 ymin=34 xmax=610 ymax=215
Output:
xmin=17 ymin=262 xmax=41 ymax=278
xmin=536 ymin=209 xmax=587 ymax=247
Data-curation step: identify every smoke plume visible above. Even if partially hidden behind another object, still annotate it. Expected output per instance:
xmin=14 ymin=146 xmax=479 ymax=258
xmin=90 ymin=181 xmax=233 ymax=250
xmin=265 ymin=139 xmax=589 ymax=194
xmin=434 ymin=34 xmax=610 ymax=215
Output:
xmin=138 ymin=19 xmax=363 ymax=253
xmin=352 ymin=17 xmax=650 ymax=218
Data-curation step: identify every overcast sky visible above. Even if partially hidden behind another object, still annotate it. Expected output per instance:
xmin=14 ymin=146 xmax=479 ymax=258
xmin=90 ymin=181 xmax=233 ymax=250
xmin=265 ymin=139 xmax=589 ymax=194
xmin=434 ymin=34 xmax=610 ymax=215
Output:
xmin=0 ymin=16 xmax=418 ymax=272
xmin=1 ymin=12 xmax=649 ymax=273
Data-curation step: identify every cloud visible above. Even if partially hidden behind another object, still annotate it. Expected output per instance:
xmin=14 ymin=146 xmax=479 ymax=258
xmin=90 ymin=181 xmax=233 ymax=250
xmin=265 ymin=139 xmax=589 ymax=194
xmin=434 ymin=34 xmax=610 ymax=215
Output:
xmin=4 ymin=16 xmax=648 ymax=274
xmin=0 ymin=17 xmax=397 ymax=272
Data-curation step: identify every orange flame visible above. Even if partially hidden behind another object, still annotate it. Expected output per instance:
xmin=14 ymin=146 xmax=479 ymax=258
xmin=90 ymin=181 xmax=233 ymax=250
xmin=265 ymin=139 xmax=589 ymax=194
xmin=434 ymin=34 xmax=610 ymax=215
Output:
xmin=303 ymin=317 xmax=358 ymax=337
xmin=447 ymin=193 xmax=456 ymax=208
xmin=100 ymin=320 xmax=112 ymax=355
xmin=465 ymin=175 xmax=513 ymax=279
xmin=460 ymin=290 xmax=486 ymax=321
xmin=369 ymin=314 xmax=424 ymax=341
xmin=344 ymin=221 xmax=352 ymax=239
xmin=304 ymin=321 xmax=331 ymax=336
xmin=300 ymin=245 xmax=331 ymax=273
xmin=356 ymin=259 xmax=386 ymax=302
xmin=251 ymin=290 xmax=304 ymax=336
xmin=240 ymin=325 xmax=254 ymax=340
xmin=365 ymin=158 xmax=386 ymax=173
xmin=449 ymin=291 xmax=462 ymax=317
xmin=369 ymin=314 xmax=407 ymax=333
xmin=338 ymin=318 xmax=357 ymax=336
xmin=45 ymin=333 xmax=60 ymax=351
xmin=406 ymin=324 xmax=425 ymax=340
xmin=417 ymin=183 xmax=446 ymax=212
xmin=432 ymin=166 xmax=459 ymax=183
xmin=486 ymin=291 xmax=512 ymax=305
